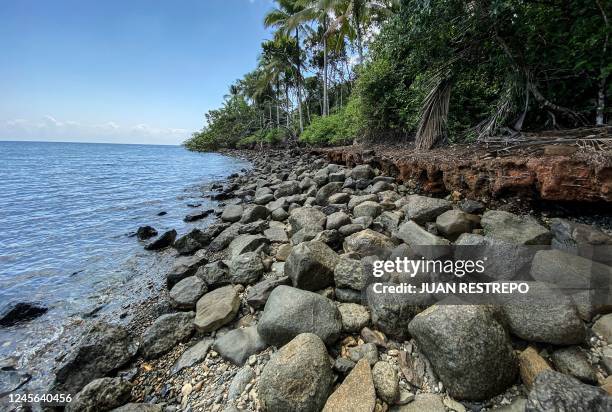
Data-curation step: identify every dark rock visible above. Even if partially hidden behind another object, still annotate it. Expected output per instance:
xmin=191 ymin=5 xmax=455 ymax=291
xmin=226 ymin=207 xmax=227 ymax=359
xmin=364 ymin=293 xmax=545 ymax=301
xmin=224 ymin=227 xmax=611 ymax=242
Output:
xmin=343 ymin=229 xmax=394 ymax=259
xmin=315 ymin=182 xmax=343 ymax=206
xmin=136 ymin=226 xmax=157 ymax=240
xmin=334 ymin=257 xmax=368 ymax=291
xmin=285 ymin=241 xmax=339 ymax=291
xmin=67 ymin=377 xmax=132 ymax=412
xmin=0 ymin=302 xmax=47 ymax=327
xmin=229 ymin=252 xmax=264 ymax=285
xmin=408 ymin=305 xmax=517 ymax=400
xmin=240 ymin=205 xmax=269 ymax=223
xmin=246 ymin=276 xmax=291 ymax=309
xmin=110 ymin=404 xmax=163 ymax=412
xmin=481 ymin=210 xmax=551 ymax=245
xmin=227 ymin=234 xmax=269 ymax=258
xmin=550 ymin=346 xmax=597 ymax=384
xmin=348 ymin=342 xmax=379 ymax=366
xmin=228 ymin=367 xmax=255 ymax=400
xmin=258 ymin=286 xmax=342 ymax=346
xmin=334 ymin=357 xmax=356 ymax=374
xmin=53 ymin=322 xmax=138 ymax=395
xmin=395 ymin=221 xmax=451 ymax=259
xmin=289 ymin=207 xmax=326 ymax=232
xmin=144 ymin=229 xmax=177 ymax=250
xmin=166 ymin=253 xmax=208 ymax=288
xmin=258 ymin=333 xmax=334 ymax=412
xmin=196 ymin=260 xmax=231 ymax=289
xmin=213 ymin=326 xmax=267 ymax=366
xmin=459 ymin=199 xmax=485 ymax=214
xmin=170 ymin=339 xmax=213 ymax=375
xmin=221 ymin=205 xmax=244 ymax=223
xmin=339 ymin=223 xmax=364 ymax=237
xmin=169 ymin=276 xmax=207 ymax=309
xmin=140 ymin=312 xmax=194 ymax=359
xmin=402 ymin=195 xmax=452 ymax=224
xmin=352 ymin=165 xmax=375 ymax=180
xmin=174 ymin=229 xmax=212 ymax=255
xmin=525 ymin=370 xmax=611 ymax=412
xmin=184 ymin=209 xmax=213 ymax=222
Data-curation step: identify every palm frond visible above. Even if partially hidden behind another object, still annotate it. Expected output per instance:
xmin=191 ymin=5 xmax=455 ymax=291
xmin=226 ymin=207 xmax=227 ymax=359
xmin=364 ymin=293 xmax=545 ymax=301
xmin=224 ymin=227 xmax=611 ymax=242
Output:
xmin=415 ymin=77 xmax=452 ymax=150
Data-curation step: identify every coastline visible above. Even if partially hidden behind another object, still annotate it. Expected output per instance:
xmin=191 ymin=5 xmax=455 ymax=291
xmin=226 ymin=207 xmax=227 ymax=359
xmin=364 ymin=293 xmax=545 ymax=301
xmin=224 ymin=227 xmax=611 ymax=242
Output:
xmin=6 ymin=147 xmax=612 ymax=412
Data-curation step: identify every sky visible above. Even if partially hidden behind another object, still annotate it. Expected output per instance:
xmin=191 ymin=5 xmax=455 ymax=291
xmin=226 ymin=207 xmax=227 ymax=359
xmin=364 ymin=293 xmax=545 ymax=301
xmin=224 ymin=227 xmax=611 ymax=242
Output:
xmin=0 ymin=0 xmax=274 ymax=145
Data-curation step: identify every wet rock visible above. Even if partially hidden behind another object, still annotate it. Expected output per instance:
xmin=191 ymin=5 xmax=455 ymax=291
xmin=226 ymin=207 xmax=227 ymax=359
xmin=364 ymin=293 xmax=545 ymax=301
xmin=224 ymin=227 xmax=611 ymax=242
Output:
xmin=333 ymin=258 xmax=366 ymax=292
xmin=390 ymin=393 xmax=445 ymax=412
xmin=209 ymin=223 xmax=242 ymax=252
xmin=53 ymin=322 xmax=138 ymax=395
xmin=169 ymin=276 xmax=207 ymax=309
xmin=246 ymin=276 xmax=291 ymax=309
xmin=408 ymin=305 xmax=517 ymax=400
xmin=174 ymin=229 xmax=212 ymax=255
xmin=323 ymin=359 xmax=376 ymax=412
xmin=0 ymin=302 xmax=47 ymax=327
xmin=551 ymin=346 xmax=597 ymax=384
xmin=228 ymin=367 xmax=255 ymax=400
xmin=141 ymin=312 xmax=194 ymax=359
xmin=259 ymin=333 xmax=334 ymax=412
xmin=339 ymin=223 xmax=364 ymax=237
xmin=271 ymin=207 xmax=289 ymax=221
xmin=285 ymin=241 xmax=339 ymax=291
xmin=227 ymin=234 xmax=268 ymax=258
xmin=170 ymin=338 xmax=213 ymax=374
xmin=396 ymin=221 xmax=451 ymax=259
xmin=166 ymin=253 xmax=208 ymax=288
xmin=213 ymin=326 xmax=267 ymax=366
xmin=372 ymin=361 xmax=399 ymax=404
xmin=525 ymin=370 xmax=611 ymax=412
xmin=184 ymin=208 xmax=213 ymax=222
xmin=196 ymin=260 xmax=231 ymax=289
xmin=144 ymin=229 xmax=177 ymax=250
xmin=228 ymin=252 xmax=264 ymax=285
xmin=258 ymin=286 xmax=342 ymax=346
xmin=343 ymin=229 xmax=394 ymax=259
xmin=221 ymin=204 xmax=244 ymax=222
xmin=402 ymin=195 xmax=452 ymax=224
xmin=240 ymin=205 xmax=269 ymax=223
xmin=136 ymin=226 xmax=157 ymax=240
xmin=481 ymin=210 xmax=551 ymax=245
xmin=352 ymin=165 xmax=375 ymax=180
xmin=288 ymin=207 xmax=326 ymax=232
xmin=500 ymin=282 xmax=586 ymax=345
xmin=354 ymin=201 xmax=383 ymax=219
xmin=338 ymin=303 xmax=370 ymax=333
xmin=67 ymin=377 xmax=132 ymax=412
xmin=316 ymin=182 xmax=343 ymax=206
xmin=0 ymin=368 xmax=30 ymax=397
xmin=194 ymin=285 xmax=240 ymax=333
xmin=519 ymin=346 xmax=552 ymax=389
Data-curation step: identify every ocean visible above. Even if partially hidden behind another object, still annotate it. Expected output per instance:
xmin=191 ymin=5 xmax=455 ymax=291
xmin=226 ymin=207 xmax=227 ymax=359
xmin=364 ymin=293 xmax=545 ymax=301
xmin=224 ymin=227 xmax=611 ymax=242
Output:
xmin=0 ymin=141 xmax=249 ymax=388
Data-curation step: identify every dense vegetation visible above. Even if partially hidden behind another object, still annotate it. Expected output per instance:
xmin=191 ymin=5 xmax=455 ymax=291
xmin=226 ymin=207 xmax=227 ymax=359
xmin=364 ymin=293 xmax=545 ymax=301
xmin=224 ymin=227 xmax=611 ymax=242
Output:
xmin=184 ymin=0 xmax=611 ymax=152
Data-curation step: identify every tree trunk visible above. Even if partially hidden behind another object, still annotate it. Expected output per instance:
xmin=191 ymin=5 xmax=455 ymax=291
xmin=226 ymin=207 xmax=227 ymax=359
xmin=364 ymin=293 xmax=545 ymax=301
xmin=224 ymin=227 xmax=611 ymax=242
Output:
xmin=323 ymin=16 xmax=329 ymax=116
xmin=286 ymin=83 xmax=290 ymax=127
xmin=355 ymin=3 xmax=364 ymax=64
xmin=596 ymin=0 xmax=609 ymax=125
xmin=276 ymin=80 xmax=280 ymax=126
xmin=296 ymin=28 xmax=304 ymax=132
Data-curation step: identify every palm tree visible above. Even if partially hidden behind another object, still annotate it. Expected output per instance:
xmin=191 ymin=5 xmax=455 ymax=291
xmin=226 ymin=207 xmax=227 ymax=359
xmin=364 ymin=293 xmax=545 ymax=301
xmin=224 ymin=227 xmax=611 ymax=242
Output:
xmin=265 ymin=0 xmax=307 ymax=131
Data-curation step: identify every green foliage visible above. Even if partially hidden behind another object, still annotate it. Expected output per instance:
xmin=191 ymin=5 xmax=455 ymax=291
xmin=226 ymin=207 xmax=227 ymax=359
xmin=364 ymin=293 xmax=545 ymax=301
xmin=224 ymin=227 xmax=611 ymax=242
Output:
xmin=300 ymin=98 xmax=363 ymax=145
xmin=237 ymin=128 xmax=289 ymax=147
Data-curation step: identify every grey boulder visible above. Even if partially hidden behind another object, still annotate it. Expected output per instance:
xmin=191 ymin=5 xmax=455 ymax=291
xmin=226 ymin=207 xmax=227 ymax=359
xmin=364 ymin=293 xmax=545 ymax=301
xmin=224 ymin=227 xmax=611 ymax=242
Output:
xmin=67 ymin=377 xmax=132 ymax=412
xmin=228 ymin=251 xmax=264 ymax=285
xmin=140 ymin=312 xmax=194 ymax=359
xmin=481 ymin=210 xmax=551 ymax=245
xmin=285 ymin=241 xmax=339 ymax=291
xmin=194 ymin=285 xmax=240 ymax=333
xmin=169 ymin=276 xmax=207 ymax=309
xmin=213 ymin=326 xmax=267 ymax=366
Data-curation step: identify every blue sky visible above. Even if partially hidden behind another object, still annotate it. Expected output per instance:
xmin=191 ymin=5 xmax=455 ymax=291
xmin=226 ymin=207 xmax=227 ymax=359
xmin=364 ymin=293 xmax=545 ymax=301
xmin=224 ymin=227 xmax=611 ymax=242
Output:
xmin=0 ymin=0 xmax=273 ymax=145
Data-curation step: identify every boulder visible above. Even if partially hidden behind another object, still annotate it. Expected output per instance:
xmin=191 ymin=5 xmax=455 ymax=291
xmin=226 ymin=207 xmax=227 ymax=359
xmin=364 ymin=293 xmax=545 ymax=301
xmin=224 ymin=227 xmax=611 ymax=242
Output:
xmin=390 ymin=394 xmax=445 ymax=412
xmin=348 ymin=343 xmax=379 ymax=366
xmin=329 ymin=192 xmax=351 ymax=204
xmin=525 ymin=370 xmax=611 ymax=412
xmin=291 ymin=226 xmax=322 ymax=245
xmin=349 ymin=194 xmax=379 ymax=210
xmin=221 ymin=205 xmax=243 ymax=222
xmin=593 ymin=314 xmax=612 ymax=342
xmin=551 ymin=347 xmax=597 ymax=384
xmin=338 ymin=303 xmax=370 ymax=333
xmin=274 ymin=180 xmax=301 ymax=198
xmin=316 ymin=182 xmax=343 ymax=206
xmin=169 ymin=276 xmax=207 ymax=309
xmin=136 ymin=226 xmax=157 ymax=240
xmin=352 ymin=165 xmax=375 ymax=180
xmin=53 ymin=322 xmax=138 ymax=395
xmin=194 ymin=285 xmax=240 ymax=333
xmin=375 ymin=211 xmax=403 ymax=234
xmin=184 ymin=209 xmax=213 ymax=222
xmin=258 ymin=333 xmax=334 ymax=412
xmin=500 ymin=282 xmax=586 ymax=345
xmin=144 ymin=229 xmax=177 ymax=250
xmin=240 ymin=205 xmax=269 ymax=224
xmin=140 ymin=312 xmax=194 ymax=359
xmin=174 ymin=229 xmax=211 ymax=255
xmin=271 ymin=207 xmax=289 ymax=221
xmin=519 ymin=346 xmax=552 ymax=389
xmin=288 ymin=207 xmax=326 ymax=232
xmin=170 ymin=339 xmax=213 ymax=374
xmin=264 ymin=227 xmax=288 ymax=243
xmin=395 ymin=221 xmax=450 ymax=259
xmin=481 ymin=210 xmax=551 ymax=245
xmin=369 ymin=180 xmax=394 ymax=194
xmin=258 ymin=286 xmax=342 ymax=346
xmin=459 ymin=199 xmax=485 ymax=214
xmin=246 ymin=276 xmax=291 ymax=309
xmin=550 ymin=218 xmax=612 ymax=265
xmin=327 ymin=211 xmax=351 ymax=230
xmin=196 ymin=260 xmax=231 ymax=289
xmin=322 ymin=359 xmax=376 ymax=412
xmin=334 ymin=257 xmax=368 ymax=291
xmin=339 ymin=223 xmax=364 ymax=237
xmin=408 ymin=305 xmax=518 ymax=400
xmin=402 ymin=195 xmax=452 ymax=224
xmin=110 ymin=404 xmax=163 ymax=412
xmin=285 ymin=241 xmax=339 ymax=291
xmin=0 ymin=302 xmax=47 ymax=327
xmin=372 ymin=361 xmax=399 ymax=404
xmin=229 ymin=252 xmax=264 ymax=285
xmin=435 ymin=210 xmax=479 ymax=239
xmin=67 ymin=377 xmax=132 ymax=412
xmin=227 ymin=234 xmax=268 ymax=258
xmin=209 ymin=223 xmax=242 ymax=252
xmin=213 ymin=326 xmax=267 ymax=366
xmin=343 ymin=229 xmax=394 ymax=259
xmin=530 ymin=249 xmax=612 ymax=290
xmin=354 ymin=201 xmax=383 ymax=219
xmin=228 ymin=367 xmax=255 ymax=400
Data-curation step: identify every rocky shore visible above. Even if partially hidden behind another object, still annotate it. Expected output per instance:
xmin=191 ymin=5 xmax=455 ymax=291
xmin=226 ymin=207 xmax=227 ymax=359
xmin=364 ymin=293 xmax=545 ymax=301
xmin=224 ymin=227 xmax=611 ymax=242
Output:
xmin=41 ymin=149 xmax=612 ymax=411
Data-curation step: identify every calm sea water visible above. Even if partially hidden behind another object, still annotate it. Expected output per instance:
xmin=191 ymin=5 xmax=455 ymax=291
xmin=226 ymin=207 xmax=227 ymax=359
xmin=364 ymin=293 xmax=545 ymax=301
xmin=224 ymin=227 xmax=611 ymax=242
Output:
xmin=0 ymin=141 xmax=249 ymax=381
